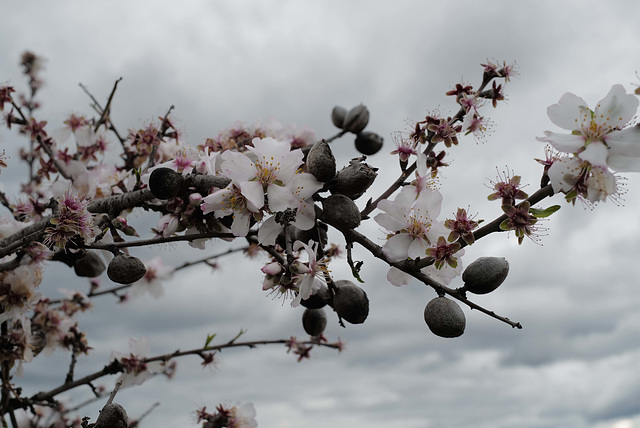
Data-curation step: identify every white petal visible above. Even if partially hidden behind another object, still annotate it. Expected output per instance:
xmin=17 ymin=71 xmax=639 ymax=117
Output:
xmin=605 ymin=125 xmax=640 ymax=158
xmin=536 ymin=131 xmax=585 ymax=154
xmin=293 ymin=200 xmax=317 ymax=230
xmin=413 ymin=188 xmax=443 ymax=220
xmin=374 ymin=212 xmax=405 ymax=232
xmin=547 ymin=92 xmax=589 ymax=131
xmin=407 ymin=237 xmax=429 ymax=259
xmin=257 ymin=216 xmax=282 ymax=246
xmin=548 ymin=157 xmax=583 ymax=193
xmin=266 ymin=184 xmax=294 ymax=212
xmin=387 ymin=267 xmax=412 ymax=286
xmin=607 ymin=153 xmax=640 ymax=172
xmin=240 ymin=181 xmax=265 ymax=210
xmin=593 ymin=84 xmax=639 ymax=130
xmin=381 ymin=233 xmax=412 ymax=262
xmin=578 ymin=141 xmax=609 ymax=168
xmin=231 ymin=211 xmax=252 ymax=237
xmin=291 ymin=173 xmax=324 ymax=199
xmin=221 ymin=151 xmax=256 ymax=182
xmin=586 ymin=167 xmax=616 ymax=203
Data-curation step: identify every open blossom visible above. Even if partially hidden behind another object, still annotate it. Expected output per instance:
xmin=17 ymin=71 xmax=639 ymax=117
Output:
xmin=290 ymin=240 xmax=329 ymax=307
xmin=257 ymin=172 xmax=323 ymax=245
xmin=537 ymin=84 xmax=640 ymax=172
xmin=201 ymin=183 xmax=259 ymax=237
xmin=130 ymin=257 xmax=173 ymax=299
xmin=111 ymin=336 xmax=164 ymax=387
xmin=221 ymin=137 xmax=303 ymax=211
xmin=374 ymin=185 xmax=446 ymax=263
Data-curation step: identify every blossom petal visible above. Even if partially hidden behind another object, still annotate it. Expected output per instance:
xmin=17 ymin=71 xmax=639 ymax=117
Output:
xmin=293 ymin=199 xmax=317 ymax=230
xmin=536 ymin=131 xmax=585 ymax=154
xmin=374 ymin=212 xmax=406 ymax=232
xmin=382 ymin=233 xmax=412 ymax=262
xmin=547 ymin=157 xmax=582 ymax=193
xmin=266 ymin=183 xmax=294 ymax=212
xmin=387 ymin=267 xmax=412 ymax=286
xmin=239 ymin=181 xmax=265 ymax=210
xmin=257 ymin=216 xmax=282 ymax=246
xmin=407 ymin=237 xmax=429 ymax=259
xmin=231 ymin=210 xmax=252 ymax=237
xmin=606 ymin=124 xmax=640 ymax=158
xmin=593 ymin=84 xmax=639 ymax=131
xmin=547 ymin=92 xmax=589 ymax=131
xmin=578 ymin=141 xmax=609 ymax=168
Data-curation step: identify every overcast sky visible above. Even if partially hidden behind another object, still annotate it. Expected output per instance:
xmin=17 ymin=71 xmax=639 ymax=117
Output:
xmin=3 ymin=1 xmax=640 ymax=427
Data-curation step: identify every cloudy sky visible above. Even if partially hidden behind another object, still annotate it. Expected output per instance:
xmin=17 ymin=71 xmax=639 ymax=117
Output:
xmin=2 ymin=1 xmax=640 ymax=427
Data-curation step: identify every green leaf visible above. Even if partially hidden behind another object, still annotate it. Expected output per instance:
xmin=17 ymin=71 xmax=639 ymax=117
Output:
xmin=529 ymin=205 xmax=561 ymax=218
xmin=204 ymin=333 xmax=216 ymax=349
xmin=351 ymin=266 xmax=365 ymax=283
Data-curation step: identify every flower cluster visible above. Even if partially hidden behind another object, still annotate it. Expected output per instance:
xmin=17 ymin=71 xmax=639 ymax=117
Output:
xmin=537 ymin=84 xmax=640 ymax=204
xmin=261 ymin=239 xmax=330 ymax=307
xmin=201 ymin=137 xmax=323 ymax=242
xmin=43 ymin=190 xmax=96 ymax=250
xmin=195 ymin=402 xmax=257 ymax=428
xmin=374 ymin=174 xmax=464 ymax=286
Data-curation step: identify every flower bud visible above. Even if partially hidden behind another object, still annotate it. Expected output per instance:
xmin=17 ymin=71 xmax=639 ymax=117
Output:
xmin=423 ymin=296 xmax=465 ymax=338
xmin=95 ymin=403 xmax=128 ymax=428
xmin=331 ymin=106 xmax=348 ymax=129
xmin=302 ymin=307 xmax=327 ymax=336
xmin=354 ymin=131 xmax=384 ymax=155
xmin=107 ymin=253 xmax=147 ymax=284
xmin=462 ymin=256 xmax=509 ymax=295
xmin=300 ymin=284 xmax=331 ymax=309
xmin=306 ymin=140 xmax=336 ymax=182
xmin=343 ymin=104 xmax=369 ymax=134
xmin=189 ymin=192 xmax=203 ymax=206
xmin=74 ymin=251 xmax=106 ymax=278
xmin=148 ymin=167 xmax=184 ymax=199
xmin=320 ymin=194 xmax=361 ymax=229
xmin=332 ymin=280 xmax=369 ymax=324
xmin=331 ymin=158 xmax=378 ymax=200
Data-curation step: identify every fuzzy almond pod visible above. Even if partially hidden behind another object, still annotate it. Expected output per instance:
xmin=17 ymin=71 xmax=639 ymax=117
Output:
xmin=423 ymin=296 xmax=465 ymax=338
xmin=74 ymin=251 xmax=106 ymax=278
xmin=355 ymin=131 xmax=384 ymax=155
xmin=107 ymin=253 xmax=147 ymax=284
xmin=300 ymin=284 xmax=331 ymax=309
xmin=302 ymin=307 xmax=327 ymax=336
xmin=462 ymin=256 xmax=509 ymax=295
xmin=95 ymin=403 xmax=128 ymax=428
xmin=343 ymin=104 xmax=370 ymax=134
xmin=306 ymin=140 xmax=336 ymax=182
xmin=331 ymin=106 xmax=348 ymax=129
xmin=332 ymin=280 xmax=369 ymax=324
xmin=331 ymin=157 xmax=378 ymax=200
xmin=149 ymin=167 xmax=184 ymax=199
xmin=320 ymin=194 xmax=361 ymax=229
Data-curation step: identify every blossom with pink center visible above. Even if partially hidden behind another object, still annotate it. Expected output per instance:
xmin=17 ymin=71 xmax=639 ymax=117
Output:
xmin=291 ymin=240 xmax=330 ymax=307
xmin=155 ymin=214 xmax=180 ymax=238
xmin=374 ymin=185 xmax=446 ymax=263
xmin=390 ymin=133 xmax=418 ymax=162
xmin=201 ymin=183 xmax=259 ymax=237
xmin=110 ymin=336 xmax=165 ymax=387
xmin=257 ymin=172 xmax=323 ymax=245
xmin=221 ymin=137 xmax=304 ymax=212
xmin=131 ymin=257 xmax=173 ymax=299
xmin=537 ymin=84 xmax=640 ymax=172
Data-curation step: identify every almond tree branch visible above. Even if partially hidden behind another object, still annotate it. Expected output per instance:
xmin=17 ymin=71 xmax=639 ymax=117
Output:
xmin=17 ymin=338 xmax=340 ymax=411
